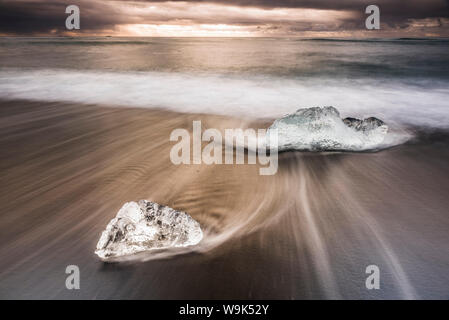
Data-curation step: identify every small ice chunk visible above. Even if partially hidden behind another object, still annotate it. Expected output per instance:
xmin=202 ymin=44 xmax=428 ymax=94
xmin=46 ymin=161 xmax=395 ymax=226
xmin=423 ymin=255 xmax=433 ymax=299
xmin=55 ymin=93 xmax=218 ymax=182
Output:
xmin=95 ymin=200 xmax=203 ymax=259
xmin=268 ymin=106 xmax=388 ymax=151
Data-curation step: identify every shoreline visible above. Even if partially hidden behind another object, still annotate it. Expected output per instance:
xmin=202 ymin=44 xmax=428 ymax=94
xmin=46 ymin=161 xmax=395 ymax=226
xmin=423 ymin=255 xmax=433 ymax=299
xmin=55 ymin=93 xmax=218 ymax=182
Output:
xmin=1 ymin=99 xmax=449 ymax=299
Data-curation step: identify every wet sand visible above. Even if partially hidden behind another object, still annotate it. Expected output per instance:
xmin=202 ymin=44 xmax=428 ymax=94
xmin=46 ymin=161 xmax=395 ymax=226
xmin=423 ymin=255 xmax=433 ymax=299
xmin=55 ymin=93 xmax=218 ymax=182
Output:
xmin=1 ymin=99 xmax=449 ymax=299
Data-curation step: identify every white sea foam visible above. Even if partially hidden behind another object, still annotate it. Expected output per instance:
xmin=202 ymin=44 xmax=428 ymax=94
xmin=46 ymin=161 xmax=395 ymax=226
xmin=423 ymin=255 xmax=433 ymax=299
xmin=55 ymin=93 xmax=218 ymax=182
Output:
xmin=1 ymin=69 xmax=448 ymax=129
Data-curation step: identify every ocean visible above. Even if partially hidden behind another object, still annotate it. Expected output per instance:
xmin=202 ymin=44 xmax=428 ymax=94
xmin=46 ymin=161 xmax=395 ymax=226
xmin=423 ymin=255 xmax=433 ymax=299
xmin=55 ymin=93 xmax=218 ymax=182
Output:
xmin=1 ymin=37 xmax=449 ymax=127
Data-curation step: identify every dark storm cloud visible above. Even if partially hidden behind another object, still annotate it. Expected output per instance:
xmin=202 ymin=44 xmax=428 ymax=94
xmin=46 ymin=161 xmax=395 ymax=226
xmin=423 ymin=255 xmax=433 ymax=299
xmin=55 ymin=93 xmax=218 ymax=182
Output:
xmin=0 ymin=0 xmax=448 ymax=36
xmin=0 ymin=0 xmax=127 ymax=34
xmin=139 ymin=0 xmax=447 ymax=13
xmin=134 ymin=0 xmax=449 ymax=23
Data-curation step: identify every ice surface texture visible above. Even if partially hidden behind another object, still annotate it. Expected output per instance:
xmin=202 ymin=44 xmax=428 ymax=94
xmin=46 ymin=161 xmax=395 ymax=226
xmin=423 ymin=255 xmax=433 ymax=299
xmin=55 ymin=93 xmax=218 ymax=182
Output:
xmin=268 ymin=106 xmax=388 ymax=151
xmin=95 ymin=200 xmax=203 ymax=259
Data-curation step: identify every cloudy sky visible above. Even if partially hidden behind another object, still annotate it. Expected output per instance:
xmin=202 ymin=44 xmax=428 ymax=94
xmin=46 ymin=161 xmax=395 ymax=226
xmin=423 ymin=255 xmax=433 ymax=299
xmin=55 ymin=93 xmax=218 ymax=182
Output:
xmin=0 ymin=0 xmax=448 ymax=37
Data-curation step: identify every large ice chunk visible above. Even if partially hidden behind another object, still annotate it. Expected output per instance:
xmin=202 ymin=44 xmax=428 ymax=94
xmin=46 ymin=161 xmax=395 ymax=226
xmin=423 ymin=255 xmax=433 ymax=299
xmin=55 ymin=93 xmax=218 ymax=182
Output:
xmin=95 ymin=200 xmax=203 ymax=259
xmin=268 ymin=106 xmax=388 ymax=151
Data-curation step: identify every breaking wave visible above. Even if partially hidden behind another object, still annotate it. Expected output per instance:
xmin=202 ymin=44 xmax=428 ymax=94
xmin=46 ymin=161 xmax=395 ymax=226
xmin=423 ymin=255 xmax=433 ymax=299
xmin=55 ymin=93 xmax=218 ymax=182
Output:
xmin=1 ymin=69 xmax=449 ymax=129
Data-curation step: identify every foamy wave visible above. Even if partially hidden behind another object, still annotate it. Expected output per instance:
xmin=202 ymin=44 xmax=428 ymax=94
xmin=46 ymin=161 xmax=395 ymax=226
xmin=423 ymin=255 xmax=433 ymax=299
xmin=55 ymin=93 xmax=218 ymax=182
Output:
xmin=1 ymin=69 xmax=449 ymax=128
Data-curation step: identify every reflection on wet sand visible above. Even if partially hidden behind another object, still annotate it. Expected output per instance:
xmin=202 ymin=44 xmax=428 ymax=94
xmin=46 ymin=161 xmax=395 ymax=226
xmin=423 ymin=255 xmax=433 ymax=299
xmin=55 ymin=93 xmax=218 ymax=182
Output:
xmin=1 ymin=100 xmax=449 ymax=299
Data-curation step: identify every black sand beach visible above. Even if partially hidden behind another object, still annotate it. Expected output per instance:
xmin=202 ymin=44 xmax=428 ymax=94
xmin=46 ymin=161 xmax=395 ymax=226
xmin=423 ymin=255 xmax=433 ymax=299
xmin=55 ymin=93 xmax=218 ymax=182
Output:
xmin=1 ymin=99 xmax=449 ymax=299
